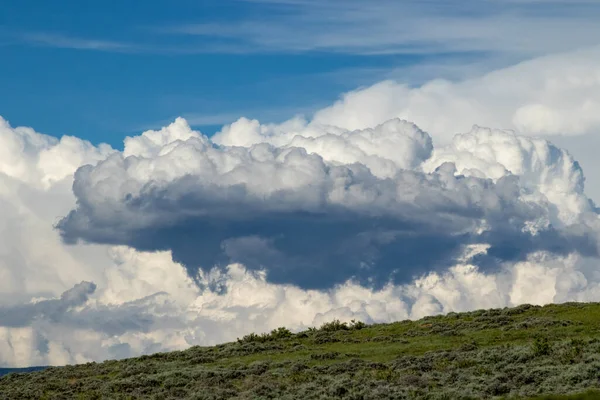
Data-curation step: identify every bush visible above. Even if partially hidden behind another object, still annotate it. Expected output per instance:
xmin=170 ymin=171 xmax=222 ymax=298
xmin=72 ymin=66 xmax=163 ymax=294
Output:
xmin=319 ymin=319 xmax=349 ymax=332
xmin=533 ymin=336 xmax=552 ymax=357
xmin=236 ymin=327 xmax=292 ymax=344
xmin=237 ymin=332 xmax=264 ymax=343
xmin=371 ymin=336 xmax=393 ymax=342
xmin=569 ymin=338 xmax=585 ymax=357
xmin=349 ymin=319 xmax=367 ymax=330
xmin=458 ymin=341 xmax=478 ymax=352
xmin=312 ymin=332 xmax=340 ymax=344
xmin=311 ymin=352 xmax=340 ymax=360
xmin=247 ymin=361 xmax=270 ymax=375
xmin=270 ymin=327 xmax=293 ymax=339
xmin=486 ymin=377 xmax=511 ymax=396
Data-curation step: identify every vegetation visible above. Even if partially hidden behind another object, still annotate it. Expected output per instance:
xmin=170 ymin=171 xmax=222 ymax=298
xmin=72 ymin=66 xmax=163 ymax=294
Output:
xmin=3 ymin=302 xmax=600 ymax=399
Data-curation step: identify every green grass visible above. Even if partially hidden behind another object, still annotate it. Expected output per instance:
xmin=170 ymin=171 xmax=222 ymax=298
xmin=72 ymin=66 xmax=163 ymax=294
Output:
xmin=3 ymin=302 xmax=600 ymax=399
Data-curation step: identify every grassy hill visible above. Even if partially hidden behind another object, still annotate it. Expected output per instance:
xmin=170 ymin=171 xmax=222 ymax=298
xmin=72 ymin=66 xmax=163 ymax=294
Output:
xmin=3 ymin=302 xmax=600 ymax=399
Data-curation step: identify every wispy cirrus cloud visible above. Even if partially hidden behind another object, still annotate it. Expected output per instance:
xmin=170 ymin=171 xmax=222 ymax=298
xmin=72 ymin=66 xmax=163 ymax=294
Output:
xmin=20 ymin=32 xmax=137 ymax=52
xmin=164 ymin=0 xmax=600 ymax=57
xmin=13 ymin=31 xmax=252 ymax=55
xmin=12 ymin=0 xmax=600 ymax=58
xmin=10 ymin=0 xmax=600 ymax=66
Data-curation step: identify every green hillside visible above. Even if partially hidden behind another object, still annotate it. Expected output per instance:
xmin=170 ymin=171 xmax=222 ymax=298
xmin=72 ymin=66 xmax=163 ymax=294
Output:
xmin=3 ymin=302 xmax=600 ymax=399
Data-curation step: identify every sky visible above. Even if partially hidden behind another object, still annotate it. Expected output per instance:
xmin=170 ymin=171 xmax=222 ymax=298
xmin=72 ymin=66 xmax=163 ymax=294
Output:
xmin=0 ymin=0 xmax=434 ymax=146
xmin=3 ymin=0 xmax=600 ymax=147
xmin=3 ymin=0 xmax=600 ymax=368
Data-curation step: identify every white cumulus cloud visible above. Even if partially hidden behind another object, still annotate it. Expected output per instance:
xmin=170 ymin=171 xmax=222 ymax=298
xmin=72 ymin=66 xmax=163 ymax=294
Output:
xmin=312 ymin=46 xmax=600 ymax=141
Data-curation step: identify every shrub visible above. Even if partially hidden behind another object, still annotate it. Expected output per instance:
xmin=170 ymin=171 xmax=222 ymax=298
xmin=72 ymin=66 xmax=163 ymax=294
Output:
xmin=401 ymin=374 xmax=428 ymax=388
xmin=533 ymin=336 xmax=552 ymax=357
xmin=247 ymin=361 xmax=270 ymax=375
xmin=569 ymin=338 xmax=585 ymax=357
xmin=458 ymin=341 xmax=478 ymax=352
xmin=311 ymin=352 xmax=340 ymax=360
xmin=289 ymin=362 xmax=309 ymax=374
xmin=457 ymin=359 xmax=478 ymax=369
xmin=486 ymin=377 xmax=511 ymax=396
xmin=502 ymin=303 xmax=536 ymax=315
xmin=270 ymin=327 xmax=293 ymax=339
xmin=319 ymin=319 xmax=349 ymax=332
xmin=349 ymin=319 xmax=367 ymax=330
xmin=315 ymin=335 xmax=341 ymax=345
xmin=237 ymin=332 xmax=260 ymax=343
xmin=237 ymin=328 xmax=293 ymax=344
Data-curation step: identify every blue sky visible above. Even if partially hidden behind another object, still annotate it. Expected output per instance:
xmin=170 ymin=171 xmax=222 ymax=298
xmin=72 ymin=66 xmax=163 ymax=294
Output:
xmin=2 ymin=0 xmax=600 ymax=148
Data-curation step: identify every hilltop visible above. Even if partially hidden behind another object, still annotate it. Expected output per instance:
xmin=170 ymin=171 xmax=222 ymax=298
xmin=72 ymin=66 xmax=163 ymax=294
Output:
xmin=3 ymin=302 xmax=600 ymax=399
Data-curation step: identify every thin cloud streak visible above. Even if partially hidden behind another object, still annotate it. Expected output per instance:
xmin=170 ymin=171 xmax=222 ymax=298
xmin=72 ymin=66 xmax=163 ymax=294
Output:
xmin=168 ymin=0 xmax=600 ymax=56
xmin=20 ymin=33 xmax=137 ymax=52
xmin=14 ymin=31 xmax=258 ymax=55
xmin=10 ymin=1 xmax=600 ymax=58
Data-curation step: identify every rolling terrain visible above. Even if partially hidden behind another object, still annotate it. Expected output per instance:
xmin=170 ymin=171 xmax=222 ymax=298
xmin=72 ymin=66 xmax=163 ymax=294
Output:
xmin=3 ymin=302 xmax=600 ymax=399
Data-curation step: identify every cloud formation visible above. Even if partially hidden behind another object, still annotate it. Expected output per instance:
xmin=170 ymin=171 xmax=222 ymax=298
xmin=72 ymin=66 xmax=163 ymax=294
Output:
xmin=312 ymin=46 xmax=600 ymax=139
xmin=57 ymin=118 xmax=598 ymax=290
xmin=0 ymin=282 xmax=96 ymax=328
xmin=3 ymin=47 xmax=600 ymax=369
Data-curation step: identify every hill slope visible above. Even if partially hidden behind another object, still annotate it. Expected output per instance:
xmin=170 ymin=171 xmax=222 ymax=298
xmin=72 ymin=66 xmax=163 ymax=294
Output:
xmin=3 ymin=302 xmax=600 ymax=399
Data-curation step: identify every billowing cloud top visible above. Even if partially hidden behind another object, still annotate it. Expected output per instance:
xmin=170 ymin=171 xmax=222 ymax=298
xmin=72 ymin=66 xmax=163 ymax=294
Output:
xmin=3 ymin=47 xmax=600 ymax=368
xmin=313 ymin=46 xmax=600 ymax=140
